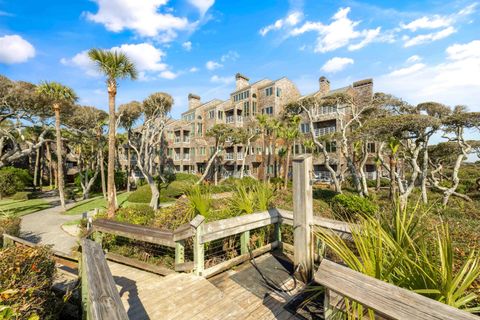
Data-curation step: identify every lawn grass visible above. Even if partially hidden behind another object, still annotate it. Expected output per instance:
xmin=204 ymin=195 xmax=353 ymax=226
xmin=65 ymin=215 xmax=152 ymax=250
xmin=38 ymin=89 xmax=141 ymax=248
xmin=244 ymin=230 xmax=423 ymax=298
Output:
xmin=0 ymin=198 xmax=51 ymax=217
xmin=65 ymin=192 xmax=131 ymax=215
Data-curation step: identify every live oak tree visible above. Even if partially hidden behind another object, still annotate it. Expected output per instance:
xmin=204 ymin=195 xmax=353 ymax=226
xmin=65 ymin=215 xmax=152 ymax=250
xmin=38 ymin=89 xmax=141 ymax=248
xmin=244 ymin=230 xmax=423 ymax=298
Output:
xmin=65 ymin=105 xmax=108 ymax=199
xmin=88 ymin=49 xmax=138 ymax=217
xmin=118 ymin=101 xmax=142 ymax=192
xmin=196 ymin=124 xmax=235 ymax=185
xmin=0 ymin=77 xmax=53 ymax=168
xmin=128 ymin=93 xmax=172 ymax=210
xmin=37 ymin=82 xmax=77 ymax=209
xmin=233 ymin=125 xmax=258 ymax=179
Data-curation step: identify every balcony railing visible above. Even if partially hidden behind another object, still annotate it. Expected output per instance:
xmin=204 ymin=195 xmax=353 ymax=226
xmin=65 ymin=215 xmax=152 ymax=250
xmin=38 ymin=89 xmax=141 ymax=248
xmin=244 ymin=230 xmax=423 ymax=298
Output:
xmin=314 ymin=127 xmax=336 ymax=137
xmin=174 ymin=137 xmax=181 ymax=143
xmin=183 ymin=137 xmax=190 ymax=143
xmin=237 ymin=152 xmax=244 ymax=160
xmin=226 ymin=116 xmax=234 ymax=124
xmin=183 ymin=155 xmax=190 ymax=161
xmin=313 ymin=171 xmax=331 ymax=182
xmin=174 ymin=155 xmax=181 ymax=161
xmin=225 ymin=153 xmax=234 ymax=160
xmin=236 ymin=116 xmax=243 ymax=123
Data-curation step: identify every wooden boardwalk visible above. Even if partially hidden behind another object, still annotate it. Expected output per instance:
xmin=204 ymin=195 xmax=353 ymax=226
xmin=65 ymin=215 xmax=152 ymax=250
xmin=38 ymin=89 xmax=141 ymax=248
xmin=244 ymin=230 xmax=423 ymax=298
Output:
xmin=107 ymin=254 xmax=306 ymax=320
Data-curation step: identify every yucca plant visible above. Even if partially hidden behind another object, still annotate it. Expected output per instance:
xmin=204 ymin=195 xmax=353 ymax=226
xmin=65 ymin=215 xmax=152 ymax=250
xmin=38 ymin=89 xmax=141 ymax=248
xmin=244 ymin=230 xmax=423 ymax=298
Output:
xmin=229 ymin=182 xmax=255 ymax=215
xmin=185 ymin=185 xmax=212 ymax=222
xmin=314 ymin=203 xmax=480 ymax=317
xmin=253 ymin=182 xmax=274 ymax=211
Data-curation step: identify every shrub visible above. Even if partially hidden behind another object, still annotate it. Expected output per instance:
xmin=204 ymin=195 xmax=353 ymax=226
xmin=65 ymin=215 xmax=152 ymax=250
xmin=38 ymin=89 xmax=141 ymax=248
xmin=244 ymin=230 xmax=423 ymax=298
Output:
xmin=174 ymin=172 xmax=199 ymax=183
xmin=115 ymin=205 xmax=156 ymax=225
xmin=127 ymin=183 xmax=184 ymax=204
xmin=331 ymin=194 xmax=378 ymax=220
xmin=366 ymin=178 xmax=390 ymax=188
xmin=0 ymin=245 xmax=58 ymax=319
xmin=0 ymin=211 xmax=21 ymax=246
xmin=0 ymin=167 xmax=31 ymax=199
xmin=10 ymin=191 xmax=31 ymax=201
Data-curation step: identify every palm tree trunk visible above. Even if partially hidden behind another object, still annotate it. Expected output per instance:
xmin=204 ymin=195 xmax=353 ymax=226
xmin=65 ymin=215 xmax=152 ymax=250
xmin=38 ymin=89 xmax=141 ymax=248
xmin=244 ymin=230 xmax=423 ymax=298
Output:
xmin=39 ymin=145 xmax=44 ymax=191
xmin=127 ymin=146 xmax=131 ymax=192
xmin=99 ymin=148 xmax=107 ymax=199
xmin=54 ymin=106 xmax=66 ymax=209
xmin=389 ymin=156 xmax=397 ymax=200
xmin=46 ymin=143 xmax=53 ymax=189
xmin=283 ymin=145 xmax=291 ymax=189
xmin=107 ymin=90 xmax=117 ymax=217
xmin=33 ymin=148 xmax=40 ymax=191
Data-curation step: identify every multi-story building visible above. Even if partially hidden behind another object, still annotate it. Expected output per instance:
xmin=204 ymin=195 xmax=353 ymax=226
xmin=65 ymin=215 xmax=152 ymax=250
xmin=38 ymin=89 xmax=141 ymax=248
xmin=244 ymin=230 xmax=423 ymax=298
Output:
xmin=163 ymin=73 xmax=377 ymax=182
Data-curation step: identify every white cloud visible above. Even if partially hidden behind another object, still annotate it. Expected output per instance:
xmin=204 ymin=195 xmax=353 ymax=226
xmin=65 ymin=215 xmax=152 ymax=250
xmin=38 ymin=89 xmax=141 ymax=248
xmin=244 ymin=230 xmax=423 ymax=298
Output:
xmin=0 ymin=35 xmax=35 ymax=64
xmin=182 ymin=41 xmax=192 ymax=51
xmin=406 ymin=55 xmax=422 ymax=63
xmin=85 ymin=0 xmax=190 ymax=42
xmin=189 ymin=67 xmax=199 ymax=72
xmin=403 ymin=26 xmax=456 ymax=47
xmin=260 ymin=11 xmax=303 ymax=36
xmin=399 ymin=4 xmax=476 ymax=47
xmin=210 ymin=75 xmax=234 ymax=84
xmin=205 ymin=60 xmax=222 ymax=70
xmin=388 ymin=63 xmax=426 ymax=76
xmin=400 ymin=15 xmax=452 ymax=32
xmin=220 ymin=50 xmax=239 ymax=62
xmin=159 ymin=70 xmax=178 ymax=79
xmin=290 ymin=7 xmax=382 ymax=53
xmin=321 ymin=57 xmax=354 ymax=73
xmin=61 ymin=43 xmax=174 ymax=79
xmin=378 ymin=40 xmax=480 ymax=111
xmin=188 ymin=0 xmax=215 ymax=16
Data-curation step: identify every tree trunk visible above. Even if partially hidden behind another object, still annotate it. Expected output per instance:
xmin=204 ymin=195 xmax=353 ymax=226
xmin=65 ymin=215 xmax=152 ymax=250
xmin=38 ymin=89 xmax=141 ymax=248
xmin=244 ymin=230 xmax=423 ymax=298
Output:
xmin=358 ymin=143 xmax=369 ymax=197
xmin=39 ymin=145 xmax=44 ymax=191
xmin=46 ymin=143 xmax=53 ymax=189
xmin=127 ymin=145 xmax=131 ymax=192
xmin=107 ymin=89 xmax=117 ymax=217
xmin=147 ymin=175 xmax=160 ymax=210
xmin=389 ymin=156 xmax=397 ymax=200
xmin=81 ymin=168 xmax=99 ymax=200
xmin=99 ymin=148 xmax=107 ymax=199
xmin=420 ymin=142 xmax=429 ymax=204
xmin=196 ymin=148 xmax=221 ymax=185
xmin=33 ymin=148 xmax=40 ymax=191
xmin=54 ymin=107 xmax=66 ymax=209
xmin=240 ymin=140 xmax=251 ymax=179
xmin=376 ymin=164 xmax=382 ymax=191
xmin=283 ymin=145 xmax=291 ymax=189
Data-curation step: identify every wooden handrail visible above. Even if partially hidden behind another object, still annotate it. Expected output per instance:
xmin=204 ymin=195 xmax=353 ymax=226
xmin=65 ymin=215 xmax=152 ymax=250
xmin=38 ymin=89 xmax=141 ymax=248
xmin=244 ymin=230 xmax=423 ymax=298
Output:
xmin=315 ymin=259 xmax=479 ymax=320
xmin=92 ymin=219 xmax=176 ymax=247
xmin=200 ymin=209 xmax=280 ymax=244
xmin=81 ymin=239 xmax=128 ymax=320
xmin=276 ymin=208 xmax=352 ymax=235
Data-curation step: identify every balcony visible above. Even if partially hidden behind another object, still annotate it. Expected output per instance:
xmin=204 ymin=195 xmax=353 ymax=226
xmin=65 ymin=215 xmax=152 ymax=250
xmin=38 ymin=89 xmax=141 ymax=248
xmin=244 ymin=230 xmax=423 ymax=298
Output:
xmin=174 ymin=137 xmax=181 ymax=143
xmin=313 ymin=171 xmax=331 ymax=182
xmin=225 ymin=153 xmax=234 ymax=160
xmin=236 ymin=115 xmax=243 ymax=123
xmin=237 ymin=152 xmax=244 ymax=160
xmin=174 ymin=154 xmax=181 ymax=161
xmin=183 ymin=154 xmax=190 ymax=161
xmin=314 ymin=127 xmax=336 ymax=137
xmin=226 ymin=116 xmax=234 ymax=124
xmin=183 ymin=136 xmax=190 ymax=143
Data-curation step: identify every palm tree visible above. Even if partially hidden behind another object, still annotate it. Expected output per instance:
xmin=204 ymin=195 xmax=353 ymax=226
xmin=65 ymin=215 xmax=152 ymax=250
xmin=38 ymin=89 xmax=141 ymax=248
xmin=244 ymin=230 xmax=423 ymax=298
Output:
xmin=256 ymin=114 xmax=269 ymax=182
xmin=88 ymin=49 xmax=137 ymax=217
xmin=37 ymin=82 xmax=78 ymax=209
xmin=278 ymin=116 xmax=300 ymax=189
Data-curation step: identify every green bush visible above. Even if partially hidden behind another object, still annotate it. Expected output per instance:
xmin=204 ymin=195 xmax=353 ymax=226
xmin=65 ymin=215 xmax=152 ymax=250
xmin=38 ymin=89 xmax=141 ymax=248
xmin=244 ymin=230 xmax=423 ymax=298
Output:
xmin=174 ymin=172 xmax=199 ymax=183
xmin=115 ymin=205 xmax=156 ymax=225
xmin=366 ymin=178 xmax=390 ymax=188
xmin=0 ymin=212 xmax=21 ymax=246
xmin=331 ymin=193 xmax=378 ymax=220
xmin=127 ymin=183 xmax=179 ymax=204
xmin=74 ymin=170 xmax=127 ymax=193
xmin=0 ymin=245 xmax=58 ymax=319
xmin=0 ymin=167 xmax=31 ymax=199
xmin=10 ymin=191 xmax=31 ymax=201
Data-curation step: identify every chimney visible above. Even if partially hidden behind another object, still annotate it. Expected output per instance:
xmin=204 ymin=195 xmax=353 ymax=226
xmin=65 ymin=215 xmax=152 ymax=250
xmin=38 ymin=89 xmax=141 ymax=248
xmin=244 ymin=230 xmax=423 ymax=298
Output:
xmin=188 ymin=93 xmax=201 ymax=109
xmin=319 ymin=76 xmax=330 ymax=95
xmin=353 ymin=78 xmax=373 ymax=103
xmin=235 ymin=73 xmax=249 ymax=90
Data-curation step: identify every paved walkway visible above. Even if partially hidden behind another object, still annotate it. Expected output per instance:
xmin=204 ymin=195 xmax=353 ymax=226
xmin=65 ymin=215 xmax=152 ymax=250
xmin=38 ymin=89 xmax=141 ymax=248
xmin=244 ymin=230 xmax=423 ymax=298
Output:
xmin=20 ymin=197 xmax=82 ymax=255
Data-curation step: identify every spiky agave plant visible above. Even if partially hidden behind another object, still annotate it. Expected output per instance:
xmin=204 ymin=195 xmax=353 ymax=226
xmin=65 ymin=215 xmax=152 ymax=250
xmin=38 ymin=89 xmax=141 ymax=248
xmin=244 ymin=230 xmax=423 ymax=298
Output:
xmin=185 ymin=185 xmax=212 ymax=222
xmin=313 ymin=203 xmax=480 ymax=317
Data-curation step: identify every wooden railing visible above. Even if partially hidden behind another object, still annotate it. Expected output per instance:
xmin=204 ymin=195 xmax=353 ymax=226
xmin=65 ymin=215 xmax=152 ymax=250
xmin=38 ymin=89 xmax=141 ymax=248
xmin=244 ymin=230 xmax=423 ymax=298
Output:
xmin=80 ymin=239 xmax=128 ymax=320
xmin=315 ymin=259 xmax=479 ymax=320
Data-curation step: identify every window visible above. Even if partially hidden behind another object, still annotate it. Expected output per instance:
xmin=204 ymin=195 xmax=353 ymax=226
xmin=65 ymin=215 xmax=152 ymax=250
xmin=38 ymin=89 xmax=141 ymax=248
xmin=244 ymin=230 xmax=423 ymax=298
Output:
xmin=276 ymin=87 xmax=281 ymax=97
xmin=243 ymin=101 xmax=250 ymax=116
xmin=199 ymin=147 xmax=206 ymax=155
xmin=252 ymin=101 xmax=257 ymax=115
xmin=217 ymin=110 xmax=223 ymax=119
xmin=262 ymin=106 xmax=273 ymax=115
xmin=182 ymin=113 xmax=194 ymax=121
xmin=208 ymin=110 xmax=215 ymax=119
xmin=209 ymin=147 xmax=215 ymax=155
xmin=300 ymin=123 xmax=310 ymax=133
xmin=326 ymin=142 xmax=337 ymax=153
xmin=265 ymin=87 xmax=273 ymax=96
xmin=367 ymin=142 xmax=376 ymax=153
xmin=233 ymin=90 xmax=249 ymax=102
xmin=197 ymin=123 xmax=203 ymax=136
xmin=257 ymin=147 xmax=262 ymax=154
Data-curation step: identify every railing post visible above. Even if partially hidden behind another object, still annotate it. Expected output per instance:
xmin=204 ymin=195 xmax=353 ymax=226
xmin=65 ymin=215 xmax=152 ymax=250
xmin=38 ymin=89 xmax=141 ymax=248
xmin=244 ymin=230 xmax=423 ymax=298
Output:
xmin=240 ymin=230 xmax=250 ymax=255
xmin=175 ymin=240 xmax=185 ymax=265
xmin=2 ymin=234 xmax=14 ymax=248
xmin=292 ymin=154 xmax=314 ymax=282
xmin=192 ymin=215 xmax=206 ymax=276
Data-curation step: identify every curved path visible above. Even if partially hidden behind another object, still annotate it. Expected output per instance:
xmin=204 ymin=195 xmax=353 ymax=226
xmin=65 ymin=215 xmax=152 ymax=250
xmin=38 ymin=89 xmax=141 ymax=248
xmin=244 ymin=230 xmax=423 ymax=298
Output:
xmin=20 ymin=197 xmax=82 ymax=255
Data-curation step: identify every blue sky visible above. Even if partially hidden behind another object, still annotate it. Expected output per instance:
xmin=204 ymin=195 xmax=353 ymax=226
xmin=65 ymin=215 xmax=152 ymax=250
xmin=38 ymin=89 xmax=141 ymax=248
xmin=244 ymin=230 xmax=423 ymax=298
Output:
xmin=0 ymin=0 xmax=479 ymax=119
